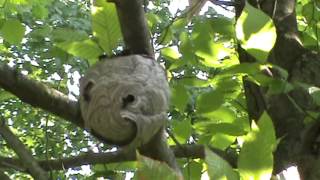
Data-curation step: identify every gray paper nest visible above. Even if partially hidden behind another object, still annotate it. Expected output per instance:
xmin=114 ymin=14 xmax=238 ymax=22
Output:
xmin=79 ymin=55 xmax=170 ymax=147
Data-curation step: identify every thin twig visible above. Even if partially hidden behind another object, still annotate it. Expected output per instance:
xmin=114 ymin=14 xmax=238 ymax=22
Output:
xmin=0 ymin=117 xmax=48 ymax=180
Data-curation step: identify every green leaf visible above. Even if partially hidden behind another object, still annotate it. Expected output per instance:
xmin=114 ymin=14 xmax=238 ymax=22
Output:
xmin=205 ymin=148 xmax=239 ymax=180
xmin=235 ymin=3 xmax=276 ymax=62
xmin=192 ymin=20 xmax=229 ymax=67
xmin=0 ymin=91 xmax=15 ymax=102
xmin=170 ymin=83 xmax=190 ymax=112
xmin=29 ymin=25 xmax=52 ymax=38
xmin=215 ymin=76 xmax=242 ymax=98
xmin=159 ymin=18 xmax=187 ymax=46
xmin=56 ymin=39 xmax=102 ymax=64
xmin=309 ymin=87 xmax=320 ymax=106
xmin=195 ymin=122 xmax=246 ymax=137
xmin=162 ymin=47 xmax=185 ymax=71
xmin=107 ymin=161 xmax=137 ymax=171
xmin=0 ymin=19 xmax=25 ymax=45
xmin=182 ymin=161 xmax=202 ymax=180
xmin=238 ymin=112 xmax=276 ymax=180
xmin=0 ymin=43 xmax=9 ymax=53
xmin=92 ymin=0 xmax=122 ymax=55
xmin=32 ymin=4 xmax=49 ymax=20
xmin=210 ymin=17 xmax=234 ymax=38
xmin=222 ymin=63 xmax=261 ymax=75
xmin=172 ymin=119 xmax=192 ymax=143
xmin=249 ymin=73 xmax=294 ymax=95
xmin=159 ymin=27 xmax=173 ymax=46
xmin=266 ymin=79 xmax=294 ymax=95
xmin=161 ymin=47 xmax=181 ymax=61
xmin=179 ymin=31 xmax=197 ymax=64
xmin=52 ymin=28 xmax=88 ymax=42
xmin=201 ymin=107 xmax=236 ymax=123
xmin=146 ymin=13 xmax=161 ymax=29
xmin=196 ymin=90 xmax=224 ymax=113
xmin=136 ymin=153 xmax=181 ymax=180
xmin=210 ymin=133 xmax=237 ymax=150
xmin=302 ymin=2 xmax=320 ymax=23
xmin=194 ymin=107 xmax=248 ymax=138
xmin=178 ymin=78 xmax=210 ymax=87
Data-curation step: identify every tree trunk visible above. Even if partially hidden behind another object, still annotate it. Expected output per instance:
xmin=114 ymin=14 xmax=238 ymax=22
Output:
xmin=236 ymin=0 xmax=320 ymax=179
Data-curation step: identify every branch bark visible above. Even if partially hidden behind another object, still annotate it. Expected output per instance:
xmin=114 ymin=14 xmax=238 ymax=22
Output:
xmin=0 ymin=144 xmax=236 ymax=172
xmin=0 ymin=62 xmax=180 ymax=172
xmin=0 ymin=0 xmax=240 ymax=175
xmin=109 ymin=0 xmax=182 ymax=172
xmin=0 ymin=63 xmax=83 ymax=128
xmin=109 ymin=0 xmax=153 ymax=57
xmin=236 ymin=0 xmax=320 ymax=178
xmin=0 ymin=170 xmax=11 ymax=180
xmin=0 ymin=119 xmax=48 ymax=180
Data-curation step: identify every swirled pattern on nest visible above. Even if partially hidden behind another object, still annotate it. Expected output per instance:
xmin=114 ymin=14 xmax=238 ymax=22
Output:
xmin=79 ymin=55 xmax=170 ymax=147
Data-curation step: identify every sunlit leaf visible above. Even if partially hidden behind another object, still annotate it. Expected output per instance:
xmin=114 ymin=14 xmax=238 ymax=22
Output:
xmin=236 ymin=3 xmax=276 ymax=62
xmin=161 ymin=47 xmax=181 ymax=61
xmin=210 ymin=133 xmax=237 ymax=150
xmin=196 ymin=90 xmax=224 ymax=113
xmin=171 ymin=83 xmax=190 ymax=112
xmin=56 ymin=39 xmax=102 ymax=64
xmin=192 ymin=20 xmax=230 ymax=67
xmin=137 ymin=153 xmax=182 ymax=180
xmin=0 ymin=19 xmax=25 ymax=45
xmin=52 ymin=28 xmax=88 ymax=42
xmin=194 ymin=107 xmax=247 ymax=138
xmin=201 ymin=107 xmax=236 ymax=123
xmin=182 ymin=161 xmax=202 ymax=180
xmin=146 ymin=13 xmax=161 ymax=29
xmin=309 ymin=87 xmax=320 ymax=106
xmin=159 ymin=27 xmax=173 ymax=46
xmin=196 ymin=122 xmax=246 ymax=136
xmin=92 ymin=0 xmax=122 ymax=55
xmin=172 ymin=119 xmax=192 ymax=143
xmin=238 ymin=112 xmax=276 ymax=180
xmin=159 ymin=18 xmax=187 ymax=46
xmin=179 ymin=31 xmax=197 ymax=64
xmin=161 ymin=47 xmax=184 ymax=70
xmin=222 ymin=63 xmax=261 ymax=75
xmin=32 ymin=4 xmax=48 ymax=20
xmin=210 ymin=17 xmax=235 ymax=37
xmin=205 ymin=148 xmax=239 ymax=180
xmin=178 ymin=78 xmax=210 ymax=87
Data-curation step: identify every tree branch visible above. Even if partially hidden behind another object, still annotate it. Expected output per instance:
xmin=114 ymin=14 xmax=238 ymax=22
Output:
xmin=0 ymin=170 xmax=11 ymax=180
xmin=236 ymin=0 xmax=320 ymax=176
xmin=108 ymin=0 xmax=183 ymax=172
xmin=0 ymin=144 xmax=235 ymax=172
xmin=0 ymin=119 xmax=48 ymax=180
xmin=109 ymin=0 xmax=154 ymax=57
xmin=0 ymin=63 xmax=83 ymax=128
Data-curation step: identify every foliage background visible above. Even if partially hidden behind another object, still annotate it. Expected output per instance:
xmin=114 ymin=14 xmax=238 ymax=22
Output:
xmin=0 ymin=0 xmax=319 ymax=179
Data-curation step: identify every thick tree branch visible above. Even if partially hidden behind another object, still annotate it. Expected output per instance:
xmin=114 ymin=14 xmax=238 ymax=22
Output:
xmin=109 ymin=0 xmax=153 ymax=57
xmin=236 ymin=0 xmax=320 ymax=177
xmin=0 ymin=62 xmax=183 ymax=172
xmin=0 ymin=144 xmax=235 ymax=171
xmin=0 ymin=0 xmax=239 ymax=175
xmin=108 ymin=0 xmax=183 ymax=172
xmin=0 ymin=63 xmax=83 ymax=128
xmin=0 ymin=170 xmax=11 ymax=180
xmin=0 ymin=119 xmax=48 ymax=180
